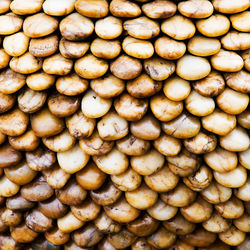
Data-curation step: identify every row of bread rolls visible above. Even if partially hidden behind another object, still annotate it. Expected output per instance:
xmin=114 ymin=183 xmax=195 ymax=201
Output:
xmin=1 ymin=12 xmax=249 ymax=43
xmin=3 ymin=32 xmax=249 ymax=61
xmin=0 ymin=0 xmax=249 ymax=19
xmin=0 ymin=12 xmax=250 ymax=53
xmin=0 ymin=55 xmax=249 ymax=96
xmin=0 ymin=0 xmax=250 ymax=249
xmin=0 ymin=43 xmax=249 ymax=79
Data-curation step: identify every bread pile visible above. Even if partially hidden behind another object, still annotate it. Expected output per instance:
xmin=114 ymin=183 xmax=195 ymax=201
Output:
xmin=0 ymin=0 xmax=249 ymax=249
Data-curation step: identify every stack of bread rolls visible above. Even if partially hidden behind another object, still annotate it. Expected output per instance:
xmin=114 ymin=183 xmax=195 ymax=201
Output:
xmin=0 ymin=0 xmax=249 ymax=249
